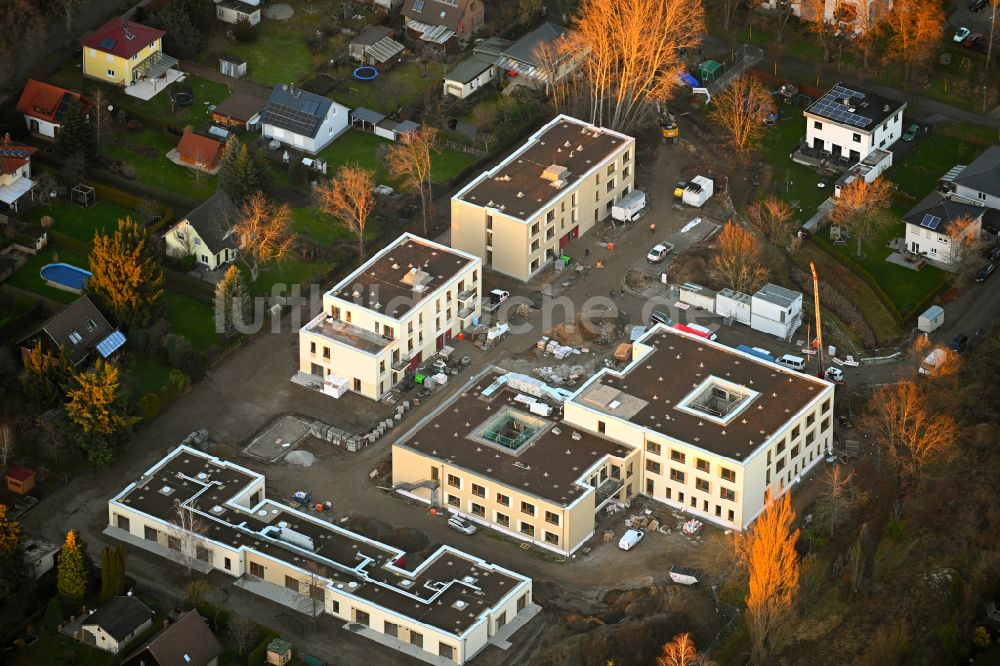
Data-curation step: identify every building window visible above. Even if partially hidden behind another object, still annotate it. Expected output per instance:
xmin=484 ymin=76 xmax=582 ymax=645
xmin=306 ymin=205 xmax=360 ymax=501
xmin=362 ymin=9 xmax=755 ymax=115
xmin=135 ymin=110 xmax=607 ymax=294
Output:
xmin=497 ymin=493 xmax=510 ymax=506
xmin=670 ymin=468 xmax=685 ymax=483
xmin=447 ymin=494 xmax=460 ymax=508
xmin=107 ymin=69 xmax=115 ymax=77
xmin=721 ymin=467 xmax=736 ymax=482
xmin=354 ymin=609 xmax=370 ymax=626
xmin=224 ymin=557 xmax=231 ymax=570
xmin=852 ymin=132 xmax=861 ymax=142
xmin=721 ymin=487 xmax=736 ymax=501
xmin=531 ymin=222 xmax=539 ymax=236
xmin=545 ymin=511 xmax=560 ymax=525
xmin=695 ymin=478 xmax=710 ymax=492
xmin=285 ymin=576 xmax=299 ymax=592
xmin=353 ymin=378 xmax=361 ymax=392
xmin=323 ymin=347 xmax=331 ymax=359
xmin=447 ymin=474 xmax=461 ymax=488
xmin=690 ymin=496 xmax=696 ymax=508
xmin=715 ymin=505 xmax=722 ymax=517
xmin=814 ymin=120 xmax=822 ymax=129
xmin=670 ymin=450 xmax=685 ymax=463
xmin=439 ymin=644 xmax=455 ymax=661
xmin=472 ymin=483 xmax=486 ymax=498
xmin=410 ymin=631 xmax=423 ymax=648
xmin=665 ymin=487 xmax=672 ymax=499
xmin=623 ymin=150 xmax=631 ymax=163
xmin=645 ymin=460 xmax=661 ymax=475
xmin=776 ymin=457 xmax=786 ymax=472
xmin=806 ymin=430 xmax=816 ymax=445
xmin=791 ymin=425 xmax=800 ymax=439
xmin=696 ymin=458 xmax=710 ymax=473
xmin=597 ymin=420 xmax=606 ymax=434
xmin=471 ymin=502 xmax=485 ymax=517
xmin=384 ymin=621 xmax=398 ymax=637
xmin=646 ymin=478 xmax=654 ymax=494
xmin=520 ymin=501 xmax=535 ymax=516
xmin=249 ymin=561 xmax=264 ymax=577
xmin=646 ymin=441 xmax=661 ymax=456
xmin=144 ymin=525 xmax=157 ymax=541
xmin=520 ymin=522 xmax=535 ymax=537
xmin=728 ymin=509 xmax=735 ymax=521
xmin=807 ymin=414 xmax=815 ymax=427
xmin=777 ymin=439 xmax=786 ymax=454
xmin=496 ymin=512 xmax=510 ymax=527
xmin=823 ymin=417 xmax=832 ymax=432
xmin=544 ymin=531 xmax=559 ymax=545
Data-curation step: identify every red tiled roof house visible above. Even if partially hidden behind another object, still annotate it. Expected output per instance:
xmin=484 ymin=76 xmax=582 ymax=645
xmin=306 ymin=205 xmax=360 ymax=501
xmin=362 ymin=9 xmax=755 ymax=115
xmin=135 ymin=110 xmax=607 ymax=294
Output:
xmin=0 ymin=134 xmax=38 ymax=213
xmin=16 ymin=80 xmax=91 ymax=140
xmin=81 ymin=17 xmax=177 ymax=89
xmin=173 ymin=129 xmax=224 ymax=174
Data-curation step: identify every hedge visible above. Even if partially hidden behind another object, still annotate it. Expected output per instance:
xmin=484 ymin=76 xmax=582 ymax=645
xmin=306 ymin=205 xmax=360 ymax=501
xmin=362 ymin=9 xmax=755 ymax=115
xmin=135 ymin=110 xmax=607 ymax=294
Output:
xmin=247 ymin=626 xmax=280 ymax=666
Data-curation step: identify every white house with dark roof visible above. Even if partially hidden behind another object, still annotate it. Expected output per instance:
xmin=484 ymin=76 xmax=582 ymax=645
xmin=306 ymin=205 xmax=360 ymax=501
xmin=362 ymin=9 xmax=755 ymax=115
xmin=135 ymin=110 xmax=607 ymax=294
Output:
xmin=804 ymin=82 xmax=905 ymax=165
xmin=495 ymin=22 xmax=575 ymax=88
xmin=215 ymin=0 xmax=261 ymax=25
xmin=163 ymin=191 xmax=241 ymax=270
xmin=259 ymin=84 xmax=349 ymax=154
xmin=78 ymin=596 xmax=155 ymax=654
xmin=903 ymin=191 xmax=984 ymax=265
xmin=949 ymin=145 xmax=1000 ymax=211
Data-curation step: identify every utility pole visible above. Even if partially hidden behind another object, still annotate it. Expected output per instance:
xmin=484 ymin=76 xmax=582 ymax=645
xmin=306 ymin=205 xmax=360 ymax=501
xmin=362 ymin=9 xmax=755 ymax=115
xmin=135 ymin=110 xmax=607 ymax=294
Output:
xmin=810 ymin=261 xmax=824 ymax=379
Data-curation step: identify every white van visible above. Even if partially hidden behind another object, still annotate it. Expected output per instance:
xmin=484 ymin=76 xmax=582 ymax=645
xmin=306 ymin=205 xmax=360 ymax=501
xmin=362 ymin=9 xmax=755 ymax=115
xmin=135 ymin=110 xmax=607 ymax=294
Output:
xmin=618 ymin=529 xmax=645 ymax=551
xmin=685 ymin=323 xmax=718 ymax=341
xmin=776 ymin=354 xmax=806 ymax=371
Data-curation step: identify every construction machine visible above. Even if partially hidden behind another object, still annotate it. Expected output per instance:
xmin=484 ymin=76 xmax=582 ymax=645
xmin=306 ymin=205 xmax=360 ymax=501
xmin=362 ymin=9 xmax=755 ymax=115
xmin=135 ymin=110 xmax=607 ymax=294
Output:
xmin=660 ymin=109 xmax=679 ymax=143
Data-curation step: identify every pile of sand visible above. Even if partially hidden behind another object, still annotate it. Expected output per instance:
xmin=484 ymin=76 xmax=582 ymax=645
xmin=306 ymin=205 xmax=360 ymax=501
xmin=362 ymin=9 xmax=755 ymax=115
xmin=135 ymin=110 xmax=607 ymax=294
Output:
xmin=285 ymin=450 xmax=315 ymax=467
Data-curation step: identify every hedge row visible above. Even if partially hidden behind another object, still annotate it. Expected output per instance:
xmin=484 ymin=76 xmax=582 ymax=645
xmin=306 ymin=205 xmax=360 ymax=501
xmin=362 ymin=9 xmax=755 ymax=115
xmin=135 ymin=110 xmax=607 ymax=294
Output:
xmin=82 ymin=179 xmax=176 ymax=228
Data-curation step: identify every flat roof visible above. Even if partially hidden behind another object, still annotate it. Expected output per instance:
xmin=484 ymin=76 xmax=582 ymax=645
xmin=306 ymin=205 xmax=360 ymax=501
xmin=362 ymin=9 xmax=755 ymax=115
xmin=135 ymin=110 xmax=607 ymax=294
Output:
xmin=805 ymin=82 xmax=904 ymax=131
xmin=328 ymin=233 xmax=477 ymax=319
xmin=396 ymin=370 xmax=632 ymax=506
xmin=571 ymin=327 xmax=831 ymax=461
xmin=112 ymin=447 xmax=528 ymax=637
xmin=455 ymin=115 xmax=632 ymax=221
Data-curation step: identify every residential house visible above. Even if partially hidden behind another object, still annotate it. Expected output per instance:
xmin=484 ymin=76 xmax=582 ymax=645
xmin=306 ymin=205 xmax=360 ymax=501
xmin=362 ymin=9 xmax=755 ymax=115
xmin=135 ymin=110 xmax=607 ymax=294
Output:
xmin=79 ymin=596 xmax=155 ymax=654
xmin=259 ymin=84 xmax=349 ymax=154
xmin=299 ymin=233 xmax=482 ymax=400
xmin=441 ymin=37 xmax=510 ymax=99
xmin=348 ymin=26 xmax=405 ymax=66
xmin=402 ymin=0 xmax=484 ymax=51
xmin=451 ymin=115 xmax=635 ymax=280
xmin=760 ymin=0 xmax=891 ymax=33
xmin=210 ymin=91 xmax=265 ymax=129
xmin=803 ymin=83 xmax=905 ymax=166
xmin=16 ymin=79 xmax=89 ymax=140
xmin=0 ymin=135 xmax=37 ymax=213
xmin=393 ymin=326 xmax=835 ymax=554
xmin=494 ymin=23 xmax=575 ymax=89
xmin=23 ymin=539 xmax=61 ymax=579
xmin=163 ymin=191 xmax=240 ymax=270
xmin=18 ymin=295 xmax=126 ymax=367
xmin=173 ymin=129 xmax=224 ymax=174
xmin=122 ymin=610 xmax=224 ymax=666
xmin=215 ymin=0 xmax=261 ymax=25
xmin=902 ymin=191 xmax=984 ymax=265
xmin=81 ymin=18 xmax=177 ymax=90
xmin=107 ymin=446 xmax=536 ymax=665
xmin=948 ymin=145 xmax=1000 ymax=210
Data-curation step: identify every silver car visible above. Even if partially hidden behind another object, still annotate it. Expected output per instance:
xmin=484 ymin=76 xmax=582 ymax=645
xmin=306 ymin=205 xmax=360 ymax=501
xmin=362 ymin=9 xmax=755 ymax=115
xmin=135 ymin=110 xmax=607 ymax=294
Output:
xmin=448 ymin=516 xmax=478 ymax=535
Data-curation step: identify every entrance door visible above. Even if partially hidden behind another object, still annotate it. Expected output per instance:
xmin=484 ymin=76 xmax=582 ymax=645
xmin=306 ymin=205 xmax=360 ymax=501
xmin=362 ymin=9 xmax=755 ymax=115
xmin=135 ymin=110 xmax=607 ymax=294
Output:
xmin=812 ymin=138 xmax=823 ymax=151
xmin=571 ymin=225 xmax=579 ymax=240
xmin=559 ymin=232 xmax=571 ymax=249
xmin=832 ymin=144 xmax=842 ymax=157
xmin=445 ymin=330 xmax=452 ymax=343
xmin=910 ymin=241 xmax=919 ymax=253
xmin=849 ymin=150 xmax=861 ymax=163
xmin=408 ymin=352 xmax=422 ymax=371
xmin=310 ymin=363 xmax=324 ymax=376
xmin=436 ymin=333 xmax=445 ymax=350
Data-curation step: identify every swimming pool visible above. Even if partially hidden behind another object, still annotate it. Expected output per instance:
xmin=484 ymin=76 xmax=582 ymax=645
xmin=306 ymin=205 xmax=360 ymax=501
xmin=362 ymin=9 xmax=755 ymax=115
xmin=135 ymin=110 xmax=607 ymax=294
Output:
xmin=40 ymin=263 xmax=92 ymax=293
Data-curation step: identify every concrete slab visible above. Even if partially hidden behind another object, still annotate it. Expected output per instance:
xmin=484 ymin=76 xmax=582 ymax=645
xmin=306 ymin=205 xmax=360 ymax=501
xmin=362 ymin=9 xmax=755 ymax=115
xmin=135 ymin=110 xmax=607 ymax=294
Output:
xmin=243 ymin=415 xmax=311 ymax=461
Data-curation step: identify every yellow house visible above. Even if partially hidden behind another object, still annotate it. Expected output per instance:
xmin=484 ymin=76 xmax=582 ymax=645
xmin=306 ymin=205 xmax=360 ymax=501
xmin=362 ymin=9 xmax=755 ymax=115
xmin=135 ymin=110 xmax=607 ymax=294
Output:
xmin=81 ymin=18 xmax=174 ymax=87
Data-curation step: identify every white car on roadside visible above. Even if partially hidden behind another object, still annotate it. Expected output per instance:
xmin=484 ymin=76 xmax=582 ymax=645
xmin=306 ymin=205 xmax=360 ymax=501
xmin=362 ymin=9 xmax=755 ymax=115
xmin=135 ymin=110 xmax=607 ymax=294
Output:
xmin=448 ymin=515 xmax=478 ymax=535
xmin=618 ymin=528 xmax=645 ymax=551
xmin=647 ymin=243 xmax=672 ymax=263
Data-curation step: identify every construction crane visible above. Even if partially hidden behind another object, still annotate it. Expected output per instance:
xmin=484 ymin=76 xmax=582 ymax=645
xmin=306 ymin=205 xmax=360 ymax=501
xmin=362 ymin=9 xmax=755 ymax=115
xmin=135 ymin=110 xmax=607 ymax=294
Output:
xmin=810 ymin=261 xmax=825 ymax=379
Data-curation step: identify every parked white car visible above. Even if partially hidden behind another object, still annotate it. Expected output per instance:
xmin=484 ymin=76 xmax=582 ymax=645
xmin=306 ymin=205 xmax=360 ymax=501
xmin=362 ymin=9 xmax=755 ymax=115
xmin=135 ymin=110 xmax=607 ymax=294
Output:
xmin=647 ymin=243 xmax=673 ymax=263
xmin=618 ymin=528 xmax=645 ymax=551
xmin=448 ymin=516 xmax=477 ymax=535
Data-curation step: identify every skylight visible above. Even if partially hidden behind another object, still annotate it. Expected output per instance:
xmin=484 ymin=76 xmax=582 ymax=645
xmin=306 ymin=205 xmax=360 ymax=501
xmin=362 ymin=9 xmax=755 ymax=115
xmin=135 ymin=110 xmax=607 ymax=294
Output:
xmin=675 ymin=376 xmax=759 ymax=426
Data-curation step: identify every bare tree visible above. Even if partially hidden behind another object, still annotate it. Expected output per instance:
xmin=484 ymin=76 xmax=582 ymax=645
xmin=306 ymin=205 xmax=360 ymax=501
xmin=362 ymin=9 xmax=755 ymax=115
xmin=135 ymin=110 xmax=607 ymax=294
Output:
xmin=228 ymin=614 xmax=259 ymax=656
xmin=709 ymin=75 xmax=773 ymax=155
xmin=884 ymin=0 xmax=945 ymax=79
xmin=850 ymin=0 xmax=891 ymax=69
xmin=314 ymin=165 xmax=376 ymax=260
xmin=860 ymin=381 xmax=960 ymax=487
xmin=746 ymin=195 xmax=794 ymax=243
xmin=88 ymin=87 xmax=111 ymax=148
xmin=771 ymin=0 xmax=798 ymax=43
xmin=657 ymin=632 xmax=715 ymax=666
xmin=741 ymin=489 xmax=800 ymax=665
xmin=386 ymin=127 xmax=437 ymax=235
xmin=847 ymin=522 xmax=876 ymax=594
xmin=829 ymin=176 xmax=893 ymax=258
xmin=171 ymin=500 xmax=208 ymax=576
xmin=232 ymin=193 xmax=295 ymax=281
xmin=947 ymin=215 xmax=990 ymax=281
xmin=712 ymin=221 xmax=770 ymax=293
xmin=38 ymin=416 xmax=66 ymax=463
xmin=52 ymin=0 xmax=85 ymax=31
xmin=0 ymin=421 xmax=13 ymax=467
xmin=814 ymin=464 xmax=860 ymax=537
xmin=802 ymin=0 xmax=838 ymax=61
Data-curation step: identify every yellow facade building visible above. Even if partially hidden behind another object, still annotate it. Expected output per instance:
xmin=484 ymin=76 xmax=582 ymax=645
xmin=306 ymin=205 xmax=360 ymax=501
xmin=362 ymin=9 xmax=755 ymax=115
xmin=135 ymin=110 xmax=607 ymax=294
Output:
xmin=81 ymin=18 xmax=173 ymax=87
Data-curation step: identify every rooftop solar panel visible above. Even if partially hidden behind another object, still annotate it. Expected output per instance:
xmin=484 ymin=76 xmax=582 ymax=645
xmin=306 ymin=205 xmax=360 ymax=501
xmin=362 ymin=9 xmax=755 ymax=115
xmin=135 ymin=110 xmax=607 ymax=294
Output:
xmin=920 ymin=214 xmax=942 ymax=230
xmin=99 ymin=37 xmax=117 ymax=50
xmin=809 ymin=84 xmax=873 ymax=129
xmin=261 ymin=102 xmax=322 ymax=138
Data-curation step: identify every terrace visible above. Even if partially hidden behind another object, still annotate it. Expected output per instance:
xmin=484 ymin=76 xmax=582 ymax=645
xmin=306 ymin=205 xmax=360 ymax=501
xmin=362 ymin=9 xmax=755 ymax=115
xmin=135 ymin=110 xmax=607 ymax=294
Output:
xmin=304 ymin=313 xmax=392 ymax=355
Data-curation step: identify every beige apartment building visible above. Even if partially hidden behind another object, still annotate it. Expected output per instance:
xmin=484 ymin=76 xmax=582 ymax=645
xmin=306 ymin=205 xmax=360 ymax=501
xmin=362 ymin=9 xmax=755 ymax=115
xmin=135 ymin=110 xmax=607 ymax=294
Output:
xmin=107 ymin=447 xmax=536 ymax=665
xmin=298 ymin=233 xmax=482 ymax=401
xmin=393 ymin=326 xmax=835 ymax=554
xmin=451 ymin=115 xmax=635 ymax=281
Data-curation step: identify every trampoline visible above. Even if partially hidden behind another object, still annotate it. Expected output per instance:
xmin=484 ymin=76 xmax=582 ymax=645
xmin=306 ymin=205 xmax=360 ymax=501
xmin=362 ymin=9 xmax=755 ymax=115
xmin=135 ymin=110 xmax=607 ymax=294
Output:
xmin=171 ymin=90 xmax=194 ymax=107
xmin=353 ymin=66 xmax=378 ymax=81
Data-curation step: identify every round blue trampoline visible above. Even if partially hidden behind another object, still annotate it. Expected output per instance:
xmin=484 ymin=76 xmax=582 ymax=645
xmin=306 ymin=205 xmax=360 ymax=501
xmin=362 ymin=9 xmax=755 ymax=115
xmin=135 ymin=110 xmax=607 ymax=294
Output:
xmin=353 ymin=66 xmax=378 ymax=81
xmin=40 ymin=263 xmax=92 ymax=293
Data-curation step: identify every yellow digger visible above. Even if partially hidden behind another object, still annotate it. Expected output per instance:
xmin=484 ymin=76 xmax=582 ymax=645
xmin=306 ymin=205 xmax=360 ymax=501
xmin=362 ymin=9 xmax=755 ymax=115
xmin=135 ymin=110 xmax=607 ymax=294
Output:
xmin=660 ymin=109 xmax=679 ymax=143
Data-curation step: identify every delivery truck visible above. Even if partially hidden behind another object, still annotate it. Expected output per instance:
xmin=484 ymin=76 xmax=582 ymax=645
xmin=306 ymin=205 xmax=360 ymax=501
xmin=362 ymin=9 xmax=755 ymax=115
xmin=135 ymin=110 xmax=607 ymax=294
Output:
xmin=611 ymin=190 xmax=647 ymax=223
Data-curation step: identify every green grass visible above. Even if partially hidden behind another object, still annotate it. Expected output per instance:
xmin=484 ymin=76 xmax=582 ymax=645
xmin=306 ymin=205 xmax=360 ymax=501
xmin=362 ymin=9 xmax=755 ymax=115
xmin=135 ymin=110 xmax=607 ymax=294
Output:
xmin=8 ymin=634 xmax=108 ymax=666
xmin=889 ymin=125 xmax=994 ymax=200
xmin=291 ymin=207 xmax=354 ymax=246
xmin=137 ymin=74 xmax=230 ymax=126
xmin=5 ymin=246 xmax=88 ymax=305
xmin=103 ymin=127 xmax=217 ymax=202
xmin=245 ymin=256 xmax=327 ymax=297
xmin=814 ymin=220 xmax=949 ymax=316
xmin=229 ymin=25 xmax=317 ymax=87
xmin=128 ymin=355 xmax=173 ymax=398
xmin=430 ymin=146 xmax=479 ymax=185
xmin=331 ymin=62 xmax=445 ymax=114
xmin=756 ymin=117 xmax=829 ymax=223
xmin=21 ymin=201 xmax=135 ymax=246
xmin=162 ymin=291 xmax=217 ymax=351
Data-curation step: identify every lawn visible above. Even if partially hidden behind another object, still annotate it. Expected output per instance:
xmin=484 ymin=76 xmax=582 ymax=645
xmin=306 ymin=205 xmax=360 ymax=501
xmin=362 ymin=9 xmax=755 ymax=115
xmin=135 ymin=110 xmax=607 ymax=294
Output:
xmin=162 ymin=291 xmax=218 ymax=351
xmin=245 ymin=256 xmax=328 ymax=297
xmin=888 ymin=125 xmax=994 ymax=200
xmin=431 ymin=146 xmax=479 ymax=185
xmin=8 ymin=634 xmax=108 ymax=666
xmin=128 ymin=355 xmax=174 ymax=398
xmin=317 ymin=130 xmax=479 ymax=186
xmin=755 ymin=117 xmax=829 ymax=223
xmin=137 ymin=75 xmax=230 ymax=126
xmin=102 ymin=127 xmax=217 ymax=203
xmin=228 ymin=22 xmax=318 ymax=87
xmin=331 ymin=62 xmax=446 ymax=114
xmin=21 ymin=200 xmax=135 ymax=246
xmin=813 ymin=220 xmax=949 ymax=316
xmin=5 ymin=246 xmax=88 ymax=305
xmin=291 ymin=206 xmax=354 ymax=246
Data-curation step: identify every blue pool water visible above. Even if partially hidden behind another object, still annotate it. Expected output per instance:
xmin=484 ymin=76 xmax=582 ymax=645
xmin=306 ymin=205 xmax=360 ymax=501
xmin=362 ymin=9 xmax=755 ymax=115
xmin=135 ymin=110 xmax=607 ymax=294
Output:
xmin=40 ymin=263 xmax=92 ymax=293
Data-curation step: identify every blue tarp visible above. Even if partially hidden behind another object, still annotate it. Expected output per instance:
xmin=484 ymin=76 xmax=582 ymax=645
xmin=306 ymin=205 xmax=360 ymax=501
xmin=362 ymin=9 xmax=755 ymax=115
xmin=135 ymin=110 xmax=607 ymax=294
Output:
xmin=680 ymin=72 xmax=700 ymax=87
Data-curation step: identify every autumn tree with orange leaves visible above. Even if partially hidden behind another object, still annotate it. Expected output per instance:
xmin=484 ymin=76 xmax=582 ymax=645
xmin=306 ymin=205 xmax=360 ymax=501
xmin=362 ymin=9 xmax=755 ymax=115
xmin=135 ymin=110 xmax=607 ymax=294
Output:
xmin=386 ymin=127 xmax=437 ymax=235
xmin=740 ymin=490 xmax=800 ymax=665
xmin=709 ymin=75 xmax=773 ymax=155
xmin=87 ymin=217 xmax=164 ymax=328
xmin=712 ymin=221 xmax=770 ymax=294
xmin=657 ymin=632 xmax=714 ymax=666
xmin=828 ymin=176 xmax=893 ymax=258
xmin=315 ymin=165 xmax=376 ymax=261
xmin=563 ymin=0 xmax=704 ymax=131
xmin=232 ymin=193 xmax=295 ymax=281
xmin=946 ymin=214 xmax=989 ymax=281
xmin=884 ymin=0 xmax=944 ymax=79
xmin=746 ymin=195 xmax=794 ymax=243
xmin=803 ymin=0 xmax=838 ymax=61
xmin=860 ymin=381 xmax=959 ymax=487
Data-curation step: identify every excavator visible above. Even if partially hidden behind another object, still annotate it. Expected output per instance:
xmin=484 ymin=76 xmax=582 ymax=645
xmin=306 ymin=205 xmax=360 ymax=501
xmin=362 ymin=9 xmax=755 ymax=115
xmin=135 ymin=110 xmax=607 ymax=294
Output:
xmin=660 ymin=108 xmax=679 ymax=143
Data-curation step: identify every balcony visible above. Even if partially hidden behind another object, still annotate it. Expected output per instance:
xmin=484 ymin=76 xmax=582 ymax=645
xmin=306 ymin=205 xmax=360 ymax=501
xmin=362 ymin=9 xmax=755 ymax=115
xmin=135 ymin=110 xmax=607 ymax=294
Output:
xmin=391 ymin=356 xmax=410 ymax=371
xmin=458 ymin=287 xmax=477 ymax=303
xmin=458 ymin=305 xmax=475 ymax=320
xmin=594 ymin=476 xmax=625 ymax=509
xmin=305 ymin=314 xmax=392 ymax=355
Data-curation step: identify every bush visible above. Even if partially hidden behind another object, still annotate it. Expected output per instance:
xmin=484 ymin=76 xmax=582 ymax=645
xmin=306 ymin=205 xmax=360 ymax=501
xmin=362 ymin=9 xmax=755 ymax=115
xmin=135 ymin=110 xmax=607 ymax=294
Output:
xmin=166 ymin=368 xmax=189 ymax=398
xmin=247 ymin=627 xmax=280 ymax=666
xmin=163 ymin=334 xmax=207 ymax=381
xmin=180 ymin=254 xmax=197 ymax=272
xmin=140 ymin=392 xmax=162 ymax=419
xmin=885 ymin=518 xmax=907 ymax=541
xmin=44 ymin=598 xmax=63 ymax=630
xmin=233 ymin=16 xmax=257 ymax=41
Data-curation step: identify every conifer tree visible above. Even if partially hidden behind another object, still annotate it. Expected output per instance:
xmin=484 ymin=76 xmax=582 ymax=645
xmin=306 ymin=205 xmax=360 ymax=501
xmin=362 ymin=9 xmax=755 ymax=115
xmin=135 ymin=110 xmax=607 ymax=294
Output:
xmin=64 ymin=359 xmax=139 ymax=464
xmin=87 ymin=217 xmax=164 ymax=328
xmin=20 ymin=340 xmax=70 ymax=407
xmin=57 ymin=98 xmax=96 ymax=158
xmin=218 ymin=139 xmax=271 ymax=203
xmin=214 ymin=264 xmax=250 ymax=337
xmin=57 ymin=530 xmax=87 ymax=604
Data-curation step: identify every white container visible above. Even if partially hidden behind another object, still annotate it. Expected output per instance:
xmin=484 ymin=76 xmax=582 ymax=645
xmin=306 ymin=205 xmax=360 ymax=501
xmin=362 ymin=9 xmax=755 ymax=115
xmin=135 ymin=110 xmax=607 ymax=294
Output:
xmin=682 ymin=175 xmax=714 ymax=207
xmin=917 ymin=305 xmax=944 ymax=333
xmin=611 ymin=190 xmax=647 ymax=222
